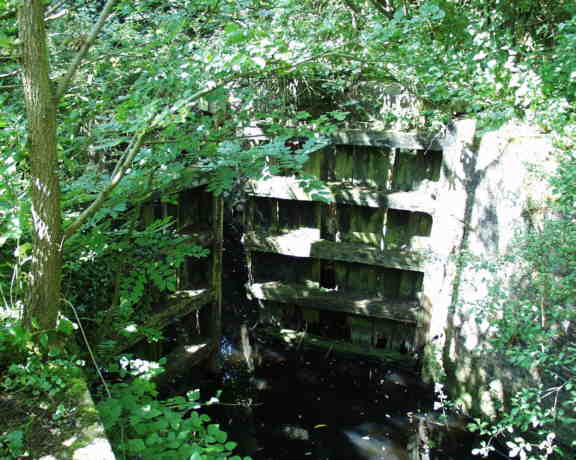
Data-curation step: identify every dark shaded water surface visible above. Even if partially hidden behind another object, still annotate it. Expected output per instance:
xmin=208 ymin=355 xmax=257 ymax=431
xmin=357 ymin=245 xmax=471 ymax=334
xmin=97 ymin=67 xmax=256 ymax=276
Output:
xmin=195 ymin=332 xmax=501 ymax=460
xmin=160 ymin=217 xmax=505 ymax=460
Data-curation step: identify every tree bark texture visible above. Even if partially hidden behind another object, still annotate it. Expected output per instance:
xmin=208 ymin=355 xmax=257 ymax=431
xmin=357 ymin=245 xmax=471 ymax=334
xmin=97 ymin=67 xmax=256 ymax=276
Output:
xmin=18 ymin=1 xmax=62 ymax=331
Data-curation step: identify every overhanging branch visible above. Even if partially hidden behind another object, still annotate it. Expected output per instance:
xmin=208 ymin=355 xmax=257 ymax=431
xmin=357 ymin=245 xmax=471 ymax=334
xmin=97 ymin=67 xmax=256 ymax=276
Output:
xmin=55 ymin=0 xmax=117 ymax=102
xmin=62 ymin=46 xmax=349 ymax=242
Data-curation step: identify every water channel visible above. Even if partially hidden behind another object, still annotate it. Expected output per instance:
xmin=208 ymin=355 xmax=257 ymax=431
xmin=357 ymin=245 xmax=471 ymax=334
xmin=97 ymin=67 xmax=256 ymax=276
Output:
xmin=155 ymin=219 xmax=506 ymax=460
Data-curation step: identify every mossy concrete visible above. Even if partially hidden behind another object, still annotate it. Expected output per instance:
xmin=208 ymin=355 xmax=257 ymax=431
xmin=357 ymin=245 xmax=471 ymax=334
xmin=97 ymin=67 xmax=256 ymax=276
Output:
xmin=0 ymin=372 xmax=115 ymax=460
xmin=37 ymin=377 xmax=115 ymax=460
xmin=421 ymin=121 xmax=554 ymax=417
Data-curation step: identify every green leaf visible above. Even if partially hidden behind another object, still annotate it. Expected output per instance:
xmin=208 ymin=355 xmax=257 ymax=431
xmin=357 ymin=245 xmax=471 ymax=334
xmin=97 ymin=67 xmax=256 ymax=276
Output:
xmin=146 ymin=432 xmax=162 ymax=446
xmin=127 ymin=438 xmax=146 ymax=453
xmin=0 ymin=33 xmax=12 ymax=49
xmin=224 ymin=441 xmax=237 ymax=451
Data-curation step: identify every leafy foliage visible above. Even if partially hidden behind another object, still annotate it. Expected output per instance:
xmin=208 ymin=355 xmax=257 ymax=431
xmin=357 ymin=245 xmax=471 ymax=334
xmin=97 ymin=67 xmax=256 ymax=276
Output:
xmin=0 ymin=321 xmax=95 ymax=459
xmin=98 ymin=382 xmax=250 ymax=460
xmin=62 ymin=214 xmax=208 ymax=349
xmin=463 ymin=181 xmax=576 ymax=458
xmin=2 ymin=0 xmax=576 ymax=458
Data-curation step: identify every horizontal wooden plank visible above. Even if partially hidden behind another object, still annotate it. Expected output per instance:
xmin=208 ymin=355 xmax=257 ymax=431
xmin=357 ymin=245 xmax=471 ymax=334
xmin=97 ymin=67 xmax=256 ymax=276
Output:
xmin=331 ymin=130 xmax=444 ymax=151
xmin=245 ymin=228 xmax=321 ymax=257
xmin=237 ymin=127 xmax=444 ymax=151
xmin=311 ymin=240 xmax=427 ymax=271
xmin=261 ymin=328 xmax=412 ymax=362
xmin=153 ymin=337 xmax=216 ymax=389
xmin=247 ymin=281 xmax=420 ymax=323
xmin=247 ymin=177 xmax=436 ymax=213
xmin=244 ymin=229 xmax=430 ymax=271
xmin=114 ymin=288 xmax=213 ymax=352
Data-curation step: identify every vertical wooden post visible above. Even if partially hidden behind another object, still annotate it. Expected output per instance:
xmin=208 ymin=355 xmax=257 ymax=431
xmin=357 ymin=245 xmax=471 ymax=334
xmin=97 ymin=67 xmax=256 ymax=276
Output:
xmin=407 ymin=416 xmax=431 ymax=460
xmin=209 ymin=193 xmax=224 ymax=371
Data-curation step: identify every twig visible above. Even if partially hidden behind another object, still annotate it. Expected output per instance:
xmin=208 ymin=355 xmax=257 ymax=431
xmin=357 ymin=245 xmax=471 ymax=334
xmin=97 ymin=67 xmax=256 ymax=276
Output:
xmin=45 ymin=0 xmax=67 ymax=17
xmin=45 ymin=9 xmax=68 ymax=22
xmin=0 ymin=70 xmax=19 ymax=78
xmin=62 ymin=298 xmax=111 ymax=399
xmin=55 ymin=0 xmax=118 ymax=102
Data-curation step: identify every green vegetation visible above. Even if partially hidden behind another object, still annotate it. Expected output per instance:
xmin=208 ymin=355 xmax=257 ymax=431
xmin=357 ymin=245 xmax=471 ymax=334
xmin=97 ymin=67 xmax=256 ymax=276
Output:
xmin=463 ymin=152 xmax=576 ymax=459
xmin=97 ymin=383 xmax=246 ymax=459
xmin=1 ymin=0 xmax=576 ymax=458
xmin=0 ymin=323 xmax=102 ymax=458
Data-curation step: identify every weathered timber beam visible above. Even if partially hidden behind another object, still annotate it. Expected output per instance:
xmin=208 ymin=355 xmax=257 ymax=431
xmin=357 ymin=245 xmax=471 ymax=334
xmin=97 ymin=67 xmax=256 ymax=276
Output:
xmin=113 ymin=288 xmax=213 ymax=352
xmin=247 ymin=177 xmax=437 ymax=213
xmin=148 ymin=167 xmax=210 ymax=198
xmin=331 ymin=130 xmax=444 ymax=151
xmin=153 ymin=337 xmax=216 ymax=389
xmin=248 ymin=281 xmax=420 ymax=323
xmin=157 ymin=232 xmax=214 ymax=252
xmin=244 ymin=229 xmax=431 ymax=271
xmin=311 ymin=240 xmax=427 ymax=271
xmin=244 ymin=228 xmax=320 ymax=257
xmin=262 ymin=328 xmax=412 ymax=363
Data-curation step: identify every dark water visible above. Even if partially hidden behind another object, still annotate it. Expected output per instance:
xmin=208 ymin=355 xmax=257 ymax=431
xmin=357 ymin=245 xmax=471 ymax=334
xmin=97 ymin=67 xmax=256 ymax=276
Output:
xmin=159 ymin=216 xmax=504 ymax=460
xmin=192 ymin=332 xmax=498 ymax=460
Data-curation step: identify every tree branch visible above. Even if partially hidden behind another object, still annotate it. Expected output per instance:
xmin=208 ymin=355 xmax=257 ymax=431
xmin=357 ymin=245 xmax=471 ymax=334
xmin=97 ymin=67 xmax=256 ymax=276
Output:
xmin=62 ymin=114 xmax=152 ymax=241
xmin=62 ymin=81 xmax=231 ymax=241
xmin=45 ymin=8 xmax=68 ymax=22
xmin=62 ymin=45 xmax=348 ymax=242
xmin=55 ymin=0 xmax=117 ymax=102
xmin=45 ymin=0 xmax=68 ymax=18
xmin=0 ymin=70 xmax=19 ymax=78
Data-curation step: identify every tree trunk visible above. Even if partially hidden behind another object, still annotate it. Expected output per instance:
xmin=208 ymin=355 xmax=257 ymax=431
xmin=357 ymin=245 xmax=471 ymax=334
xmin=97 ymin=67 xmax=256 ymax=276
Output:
xmin=18 ymin=1 xmax=62 ymax=332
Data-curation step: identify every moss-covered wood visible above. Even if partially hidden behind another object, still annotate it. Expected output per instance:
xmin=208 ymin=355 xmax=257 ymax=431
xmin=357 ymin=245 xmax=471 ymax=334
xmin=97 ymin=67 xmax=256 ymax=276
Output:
xmin=312 ymin=240 xmax=428 ymax=271
xmin=248 ymin=281 xmax=420 ymax=323
xmin=177 ymin=188 xmax=214 ymax=234
xmin=333 ymin=203 xmax=385 ymax=246
xmin=250 ymin=197 xmax=322 ymax=234
xmin=332 ymin=130 xmax=443 ymax=151
xmin=251 ymin=253 xmax=320 ymax=286
xmin=347 ymin=315 xmax=374 ymax=346
xmin=323 ymin=145 xmax=395 ymax=189
xmin=244 ymin=229 xmax=429 ymax=271
xmin=384 ymin=210 xmax=433 ymax=250
xmin=210 ymin=195 xmax=224 ymax=354
xmin=247 ymin=177 xmax=437 ymax=213
xmin=262 ymin=327 xmax=412 ymax=362
xmin=329 ymin=260 xmax=423 ymax=300
xmin=391 ymin=149 xmax=442 ymax=192
xmin=373 ymin=317 xmax=417 ymax=352
xmin=114 ymin=289 xmax=213 ymax=352
xmin=278 ymin=198 xmax=322 ymax=231
xmin=302 ymin=145 xmax=323 ymax=177
xmin=243 ymin=129 xmax=445 ymax=353
xmin=334 ymin=260 xmax=381 ymax=294
xmin=245 ymin=228 xmax=321 ymax=257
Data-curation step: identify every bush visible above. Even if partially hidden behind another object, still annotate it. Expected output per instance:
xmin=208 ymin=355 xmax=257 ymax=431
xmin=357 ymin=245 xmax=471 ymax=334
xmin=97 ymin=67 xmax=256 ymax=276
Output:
xmin=97 ymin=379 xmax=251 ymax=460
xmin=466 ymin=153 xmax=576 ymax=459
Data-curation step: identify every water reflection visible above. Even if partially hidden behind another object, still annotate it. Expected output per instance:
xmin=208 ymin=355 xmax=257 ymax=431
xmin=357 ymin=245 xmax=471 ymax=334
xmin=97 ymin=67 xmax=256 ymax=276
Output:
xmin=170 ymin=331 xmax=498 ymax=460
xmin=343 ymin=424 xmax=409 ymax=460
